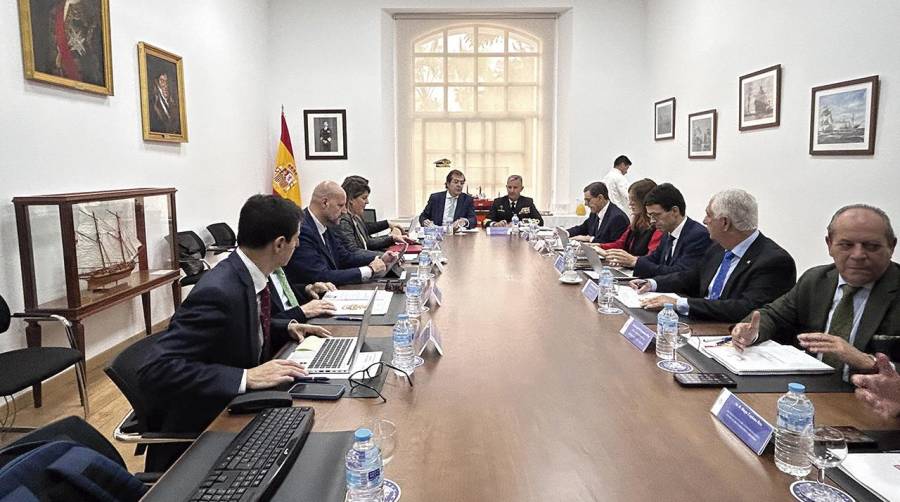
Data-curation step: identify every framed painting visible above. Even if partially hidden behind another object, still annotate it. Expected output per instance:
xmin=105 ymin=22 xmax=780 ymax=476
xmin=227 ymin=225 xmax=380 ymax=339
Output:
xmin=17 ymin=0 xmax=114 ymax=95
xmin=739 ymin=64 xmax=781 ymax=131
xmin=688 ymin=109 xmax=717 ymax=159
xmin=138 ymin=42 xmax=188 ymax=143
xmin=654 ymin=97 xmax=676 ymax=140
xmin=809 ymin=75 xmax=879 ymax=155
xmin=304 ymin=109 xmax=348 ymax=160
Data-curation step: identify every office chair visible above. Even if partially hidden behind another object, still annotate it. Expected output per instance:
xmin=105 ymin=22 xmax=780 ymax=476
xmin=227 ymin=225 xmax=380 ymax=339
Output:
xmin=205 ymin=222 xmax=237 ymax=254
xmin=0 ymin=294 xmax=88 ymax=433
xmin=175 ymin=230 xmax=210 ymax=287
xmin=363 ymin=208 xmax=377 ymax=224
xmin=104 ymin=333 xmax=196 ymax=470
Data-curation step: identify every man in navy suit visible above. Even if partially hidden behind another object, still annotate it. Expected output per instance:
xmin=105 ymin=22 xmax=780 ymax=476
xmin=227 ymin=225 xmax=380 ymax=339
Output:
xmin=138 ymin=195 xmax=329 ymax=467
xmin=566 ymin=181 xmax=630 ymax=244
xmin=285 ymin=181 xmax=397 ymax=286
xmin=630 ymin=189 xmax=797 ymax=322
xmin=606 ymin=183 xmax=712 ymax=278
xmin=419 ymin=169 xmax=477 ymax=230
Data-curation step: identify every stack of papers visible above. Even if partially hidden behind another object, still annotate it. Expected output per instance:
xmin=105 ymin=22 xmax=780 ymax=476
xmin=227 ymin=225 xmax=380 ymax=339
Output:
xmin=703 ymin=341 xmax=834 ymax=375
xmin=616 ymin=287 xmax=685 ymax=309
xmin=837 ymin=453 xmax=900 ymax=501
xmin=322 ymin=290 xmax=393 ymax=316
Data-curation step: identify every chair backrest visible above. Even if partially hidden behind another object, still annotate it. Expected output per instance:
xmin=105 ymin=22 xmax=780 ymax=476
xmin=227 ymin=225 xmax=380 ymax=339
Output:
xmin=0 ymin=416 xmax=125 ymax=470
xmin=206 ymin=222 xmax=236 ymax=247
xmin=175 ymin=231 xmax=206 ymax=258
xmin=362 ymin=208 xmax=377 ymax=224
xmin=104 ymin=333 xmax=165 ymax=432
xmin=0 ymin=294 xmax=9 ymax=334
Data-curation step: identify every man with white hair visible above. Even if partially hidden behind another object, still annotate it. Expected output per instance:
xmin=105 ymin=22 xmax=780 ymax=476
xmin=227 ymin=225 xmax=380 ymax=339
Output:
xmin=631 ymin=189 xmax=796 ymax=322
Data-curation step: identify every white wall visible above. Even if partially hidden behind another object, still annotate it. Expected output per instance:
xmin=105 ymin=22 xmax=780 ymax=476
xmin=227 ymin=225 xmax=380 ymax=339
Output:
xmin=0 ymin=1 xmax=271 ymax=354
xmin=642 ymin=0 xmax=900 ymax=273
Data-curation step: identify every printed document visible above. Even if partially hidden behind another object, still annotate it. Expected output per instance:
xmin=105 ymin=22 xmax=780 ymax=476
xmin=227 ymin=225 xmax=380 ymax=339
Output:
xmin=322 ymin=290 xmax=393 ymax=316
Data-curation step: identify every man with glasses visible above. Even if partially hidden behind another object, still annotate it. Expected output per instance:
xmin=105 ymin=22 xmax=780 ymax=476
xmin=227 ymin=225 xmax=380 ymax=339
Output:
xmin=483 ymin=174 xmax=544 ymax=227
xmin=566 ymin=181 xmax=630 ymax=244
xmin=606 ymin=183 xmax=711 ymax=278
xmin=419 ymin=169 xmax=477 ymax=230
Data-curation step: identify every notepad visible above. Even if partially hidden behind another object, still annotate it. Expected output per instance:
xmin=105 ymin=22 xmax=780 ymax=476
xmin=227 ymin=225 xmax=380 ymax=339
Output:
xmin=616 ymin=287 xmax=685 ymax=309
xmin=837 ymin=452 xmax=900 ymax=501
xmin=293 ymin=336 xmax=326 ymax=352
xmin=322 ymin=290 xmax=393 ymax=316
xmin=703 ymin=342 xmax=834 ymax=375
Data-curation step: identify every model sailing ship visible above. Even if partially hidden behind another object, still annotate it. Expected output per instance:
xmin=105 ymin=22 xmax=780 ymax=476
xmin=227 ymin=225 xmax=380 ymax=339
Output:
xmin=75 ymin=207 xmax=142 ymax=291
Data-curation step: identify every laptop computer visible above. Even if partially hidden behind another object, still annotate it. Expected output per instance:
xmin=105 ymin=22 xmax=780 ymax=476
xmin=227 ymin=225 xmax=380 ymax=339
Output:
xmin=289 ymin=292 xmax=375 ymax=375
xmin=581 ymin=245 xmax=632 ymax=280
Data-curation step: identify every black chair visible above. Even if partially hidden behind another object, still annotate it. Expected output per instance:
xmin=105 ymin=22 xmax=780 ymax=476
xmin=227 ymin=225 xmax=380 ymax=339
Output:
xmin=175 ymin=230 xmax=210 ymax=287
xmin=0 ymin=294 xmax=88 ymax=433
xmin=363 ymin=208 xmax=377 ymax=224
xmin=205 ymin=222 xmax=237 ymax=254
xmin=104 ymin=333 xmax=196 ymax=469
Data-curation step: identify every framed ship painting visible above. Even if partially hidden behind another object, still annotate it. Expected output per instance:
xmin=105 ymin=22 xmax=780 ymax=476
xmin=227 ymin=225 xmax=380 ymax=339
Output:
xmin=809 ymin=75 xmax=879 ymax=155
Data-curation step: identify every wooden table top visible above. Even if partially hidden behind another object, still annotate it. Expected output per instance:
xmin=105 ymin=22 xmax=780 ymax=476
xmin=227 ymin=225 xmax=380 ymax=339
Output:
xmin=204 ymin=232 xmax=899 ymax=501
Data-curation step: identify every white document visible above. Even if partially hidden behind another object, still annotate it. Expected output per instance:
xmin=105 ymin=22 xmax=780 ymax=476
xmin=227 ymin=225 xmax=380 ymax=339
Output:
xmin=688 ymin=335 xmax=734 ymax=358
xmin=704 ymin=342 xmax=835 ymax=375
xmin=838 ymin=453 xmax=900 ymax=502
xmin=322 ymin=290 xmax=393 ymax=316
xmin=616 ymin=287 xmax=685 ymax=309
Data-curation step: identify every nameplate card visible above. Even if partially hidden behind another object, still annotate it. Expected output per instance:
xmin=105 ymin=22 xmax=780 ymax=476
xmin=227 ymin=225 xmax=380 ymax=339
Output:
xmin=434 ymin=259 xmax=445 ymax=274
xmin=618 ymin=317 xmax=655 ymax=352
xmin=710 ymin=388 xmax=774 ymax=455
xmin=416 ymin=320 xmax=444 ymax=356
xmin=429 ymin=284 xmax=443 ymax=307
xmin=581 ymin=279 xmax=599 ymax=302
xmin=554 ymin=255 xmax=565 ymax=274
xmin=533 ymin=239 xmax=545 ymax=252
xmin=486 ymin=226 xmax=510 ymax=236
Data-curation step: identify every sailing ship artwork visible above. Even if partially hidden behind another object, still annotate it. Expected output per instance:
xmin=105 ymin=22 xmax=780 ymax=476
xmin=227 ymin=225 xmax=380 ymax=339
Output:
xmin=75 ymin=201 xmax=142 ymax=291
xmin=816 ymin=89 xmax=867 ymax=145
xmin=811 ymin=76 xmax=878 ymax=155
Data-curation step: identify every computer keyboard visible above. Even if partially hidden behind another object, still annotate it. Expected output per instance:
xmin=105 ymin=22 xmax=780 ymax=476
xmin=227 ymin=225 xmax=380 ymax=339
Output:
xmin=308 ymin=337 xmax=353 ymax=372
xmin=188 ymin=406 xmax=315 ymax=502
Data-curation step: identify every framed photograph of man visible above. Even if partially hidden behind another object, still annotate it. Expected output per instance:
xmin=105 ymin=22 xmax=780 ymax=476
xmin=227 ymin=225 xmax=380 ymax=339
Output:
xmin=137 ymin=42 xmax=188 ymax=143
xmin=17 ymin=0 xmax=114 ymax=95
xmin=688 ymin=109 xmax=717 ymax=159
xmin=739 ymin=64 xmax=781 ymax=131
xmin=654 ymin=97 xmax=676 ymax=140
xmin=303 ymin=109 xmax=348 ymax=160
xmin=809 ymin=75 xmax=879 ymax=156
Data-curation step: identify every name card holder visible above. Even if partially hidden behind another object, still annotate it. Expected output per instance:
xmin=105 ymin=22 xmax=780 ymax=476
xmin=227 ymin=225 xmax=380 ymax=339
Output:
xmin=618 ymin=316 xmax=655 ymax=352
xmin=554 ymin=255 xmax=565 ymax=274
xmin=415 ymin=319 xmax=444 ymax=356
xmin=486 ymin=226 xmax=510 ymax=236
xmin=434 ymin=259 xmax=445 ymax=274
xmin=428 ymin=283 xmax=443 ymax=307
xmin=581 ymin=279 xmax=599 ymax=302
xmin=710 ymin=388 xmax=774 ymax=455
xmin=533 ymin=239 xmax=545 ymax=252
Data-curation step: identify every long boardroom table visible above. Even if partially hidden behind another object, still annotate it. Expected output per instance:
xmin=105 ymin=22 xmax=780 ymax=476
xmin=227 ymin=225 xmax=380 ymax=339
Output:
xmin=165 ymin=231 xmax=899 ymax=501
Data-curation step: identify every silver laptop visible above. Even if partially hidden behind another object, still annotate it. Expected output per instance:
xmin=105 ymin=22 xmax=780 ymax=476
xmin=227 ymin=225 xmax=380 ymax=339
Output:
xmin=582 ymin=245 xmax=604 ymax=274
xmin=293 ymin=293 xmax=375 ymax=374
xmin=554 ymin=226 xmax=569 ymax=250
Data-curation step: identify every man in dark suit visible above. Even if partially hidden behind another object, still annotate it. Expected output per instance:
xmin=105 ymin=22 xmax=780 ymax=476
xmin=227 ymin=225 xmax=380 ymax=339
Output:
xmin=566 ymin=181 xmax=629 ymax=243
xmin=138 ymin=195 xmax=329 ymax=468
xmin=285 ymin=181 xmax=396 ymax=286
xmin=630 ymin=189 xmax=797 ymax=322
xmin=733 ymin=204 xmax=900 ymax=375
xmin=483 ymin=174 xmax=544 ymax=227
xmin=606 ymin=183 xmax=712 ymax=278
xmin=419 ymin=169 xmax=477 ymax=230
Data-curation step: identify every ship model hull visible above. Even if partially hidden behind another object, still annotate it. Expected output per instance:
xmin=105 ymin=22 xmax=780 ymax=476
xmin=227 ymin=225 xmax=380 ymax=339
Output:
xmin=79 ymin=260 xmax=137 ymax=290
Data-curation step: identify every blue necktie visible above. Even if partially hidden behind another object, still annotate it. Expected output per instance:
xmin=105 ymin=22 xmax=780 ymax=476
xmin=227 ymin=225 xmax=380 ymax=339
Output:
xmin=707 ymin=251 xmax=736 ymax=300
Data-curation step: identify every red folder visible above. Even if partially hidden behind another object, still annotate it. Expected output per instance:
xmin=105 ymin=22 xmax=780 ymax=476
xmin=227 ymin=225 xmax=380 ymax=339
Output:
xmin=388 ymin=243 xmax=423 ymax=254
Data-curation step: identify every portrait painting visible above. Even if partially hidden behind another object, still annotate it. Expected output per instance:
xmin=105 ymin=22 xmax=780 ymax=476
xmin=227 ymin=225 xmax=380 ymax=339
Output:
xmin=17 ymin=0 xmax=114 ymax=95
xmin=654 ymin=97 xmax=676 ymax=141
xmin=809 ymin=75 xmax=879 ymax=155
xmin=304 ymin=109 xmax=348 ymax=160
xmin=739 ymin=64 xmax=781 ymax=131
xmin=138 ymin=42 xmax=188 ymax=143
xmin=688 ymin=109 xmax=717 ymax=159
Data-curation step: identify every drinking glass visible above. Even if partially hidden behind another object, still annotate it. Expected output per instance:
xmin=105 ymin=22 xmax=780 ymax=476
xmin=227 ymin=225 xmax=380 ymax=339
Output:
xmin=367 ymin=418 xmax=398 ymax=466
xmin=657 ymin=322 xmax=694 ymax=373
xmin=798 ymin=426 xmax=851 ymax=501
xmin=597 ymin=283 xmax=623 ymax=315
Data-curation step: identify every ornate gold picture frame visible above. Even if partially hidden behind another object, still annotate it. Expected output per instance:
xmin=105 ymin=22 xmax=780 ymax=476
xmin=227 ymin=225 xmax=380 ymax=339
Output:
xmin=17 ymin=0 xmax=114 ymax=95
xmin=138 ymin=42 xmax=188 ymax=143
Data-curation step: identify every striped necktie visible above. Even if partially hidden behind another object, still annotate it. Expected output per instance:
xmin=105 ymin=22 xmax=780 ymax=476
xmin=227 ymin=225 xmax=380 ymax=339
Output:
xmin=823 ymin=284 xmax=861 ymax=368
xmin=706 ymin=251 xmax=736 ymax=300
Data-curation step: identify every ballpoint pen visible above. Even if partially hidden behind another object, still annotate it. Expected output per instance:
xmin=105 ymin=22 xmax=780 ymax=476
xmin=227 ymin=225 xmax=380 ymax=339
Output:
xmin=714 ymin=337 xmax=733 ymax=346
xmin=333 ymin=316 xmax=363 ymax=322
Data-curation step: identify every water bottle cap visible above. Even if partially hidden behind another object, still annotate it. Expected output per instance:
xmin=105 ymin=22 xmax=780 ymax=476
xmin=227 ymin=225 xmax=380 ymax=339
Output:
xmin=354 ymin=428 xmax=373 ymax=441
xmin=664 ymin=303 xmax=674 ymax=309
xmin=788 ymin=383 xmax=805 ymax=393
xmin=397 ymin=313 xmax=408 ymax=320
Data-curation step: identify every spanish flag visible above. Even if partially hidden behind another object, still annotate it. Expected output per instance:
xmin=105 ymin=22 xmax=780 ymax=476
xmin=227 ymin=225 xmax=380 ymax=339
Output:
xmin=272 ymin=111 xmax=302 ymax=206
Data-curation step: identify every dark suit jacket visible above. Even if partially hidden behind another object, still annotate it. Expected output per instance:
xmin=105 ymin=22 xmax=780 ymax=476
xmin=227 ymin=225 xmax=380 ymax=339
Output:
xmin=566 ymin=203 xmax=630 ymax=244
xmin=334 ymin=213 xmax=389 ymax=256
xmin=484 ymin=195 xmax=544 ymax=227
xmin=633 ymin=217 xmax=712 ymax=278
xmin=756 ymin=262 xmax=900 ymax=359
xmin=653 ymin=232 xmax=797 ymax=322
xmin=138 ymin=252 xmax=289 ymax=433
xmin=418 ymin=191 xmax=477 ymax=229
xmin=285 ymin=208 xmax=374 ymax=286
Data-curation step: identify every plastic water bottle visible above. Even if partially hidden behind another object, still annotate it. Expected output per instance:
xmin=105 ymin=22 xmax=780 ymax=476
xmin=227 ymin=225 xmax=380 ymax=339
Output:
xmin=774 ymin=383 xmax=815 ymax=477
xmin=392 ymin=314 xmax=415 ymax=374
xmin=510 ymin=214 xmax=520 ymax=237
xmin=564 ymin=243 xmax=577 ymax=273
xmin=405 ymin=277 xmax=422 ymax=318
xmin=417 ymin=249 xmax=432 ymax=278
xmin=345 ymin=428 xmax=384 ymax=502
xmin=422 ymin=232 xmax=436 ymax=251
xmin=655 ymin=304 xmax=678 ymax=359
xmin=597 ymin=266 xmax=621 ymax=314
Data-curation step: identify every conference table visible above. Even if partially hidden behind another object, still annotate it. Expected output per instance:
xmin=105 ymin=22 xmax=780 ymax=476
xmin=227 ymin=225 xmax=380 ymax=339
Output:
xmin=190 ymin=232 xmax=898 ymax=501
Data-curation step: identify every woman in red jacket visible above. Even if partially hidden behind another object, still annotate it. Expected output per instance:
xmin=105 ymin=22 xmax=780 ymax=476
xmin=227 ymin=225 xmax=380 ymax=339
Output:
xmin=599 ymin=178 xmax=662 ymax=257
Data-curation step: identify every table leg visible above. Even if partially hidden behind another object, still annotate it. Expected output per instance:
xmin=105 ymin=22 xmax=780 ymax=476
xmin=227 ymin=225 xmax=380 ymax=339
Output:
xmin=141 ymin=291 xmax=152 ymax=335
xmin=25 ymin=321 xmax=42 ymax=408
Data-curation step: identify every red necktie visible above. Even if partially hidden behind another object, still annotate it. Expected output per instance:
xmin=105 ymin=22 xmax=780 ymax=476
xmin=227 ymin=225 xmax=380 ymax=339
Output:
xmin=259 ymin=286 xmax=272 ymax=361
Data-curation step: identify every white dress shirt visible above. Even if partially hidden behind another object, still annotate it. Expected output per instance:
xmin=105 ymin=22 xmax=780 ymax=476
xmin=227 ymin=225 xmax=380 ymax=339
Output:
xmin=235 ymin=247 xmax=269 ymax=394
xmin=442 ymin=191 xmax=459 ymax=226
xmin=310 ymin=210 xmax=372 ymax=281
xmin=602 ymin=168 xmax=630 ymax=211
